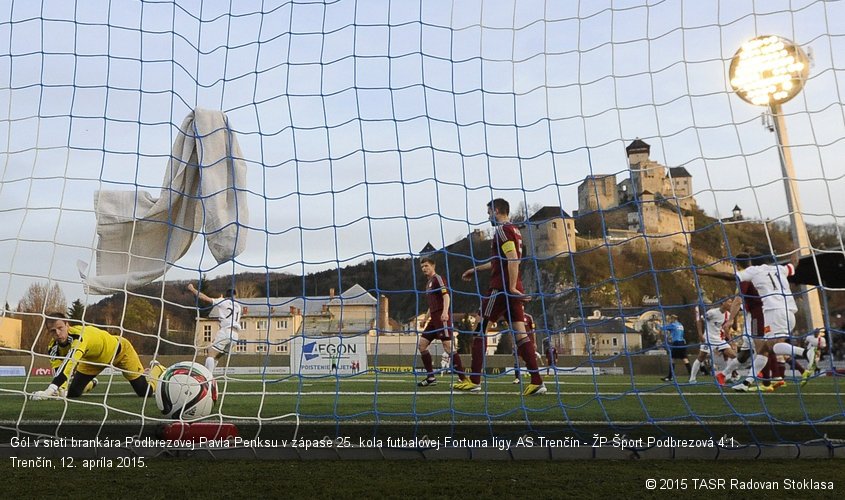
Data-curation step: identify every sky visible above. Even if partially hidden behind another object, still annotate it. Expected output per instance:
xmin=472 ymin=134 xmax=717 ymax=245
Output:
xmin=1 ymin=0 xmax=845 ymax=309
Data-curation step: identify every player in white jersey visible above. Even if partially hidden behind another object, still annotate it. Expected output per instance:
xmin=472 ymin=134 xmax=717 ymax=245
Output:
xmin=700 ymin=253 xmax=818 ymax=391
xmin=690 ymin=299 xmax=737 ymax=383
xmin=733 ymin=254 xmax=818 ymax=390
xmin=188 ymin=283 xmax=242 ymax=397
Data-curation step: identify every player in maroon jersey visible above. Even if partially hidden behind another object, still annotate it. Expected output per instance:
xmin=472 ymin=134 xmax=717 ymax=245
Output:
xmin=416 ymin=256 xmax=467 ymax=387
xmin=458 ymin=198 xmax=545 ymax=395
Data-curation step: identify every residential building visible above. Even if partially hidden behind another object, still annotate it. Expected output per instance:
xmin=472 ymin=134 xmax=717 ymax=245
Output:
xmin=194 ymin=284 xmax=379 ymax=355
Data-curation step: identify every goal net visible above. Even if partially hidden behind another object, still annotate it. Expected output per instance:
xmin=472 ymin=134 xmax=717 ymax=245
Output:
xmin=2 ymin=0 xmax=844 ymax=457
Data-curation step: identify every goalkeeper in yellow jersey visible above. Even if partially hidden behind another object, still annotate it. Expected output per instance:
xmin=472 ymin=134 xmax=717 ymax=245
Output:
xmin=30 ymin=313 xmax=163 ymax=400
xmin=48 ymin=330 xmax=99 ymax=397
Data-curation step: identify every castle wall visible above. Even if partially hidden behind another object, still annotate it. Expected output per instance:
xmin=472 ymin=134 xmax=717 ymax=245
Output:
xmin=526 ymin=218 xmax=577 ymax=259
xmin=577 ymin=175 xmax=617 ymax=211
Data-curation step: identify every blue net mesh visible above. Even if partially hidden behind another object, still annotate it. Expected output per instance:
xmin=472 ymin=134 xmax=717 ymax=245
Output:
xmin=2 ymin=0 xmax=844 ymax=454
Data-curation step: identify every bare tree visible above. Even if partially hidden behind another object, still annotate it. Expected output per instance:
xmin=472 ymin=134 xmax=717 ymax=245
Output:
xmin=17 ymin=282 xmax=67 ymax=353
xmin=511 ymin=201 xmax=544 ymax=223
xmin=234 ymin=281 xmax=260 ymax=299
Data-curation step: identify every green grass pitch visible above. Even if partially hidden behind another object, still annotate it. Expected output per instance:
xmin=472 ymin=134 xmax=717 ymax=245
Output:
xmin=3 ymin=372 xmax=844 ymax=446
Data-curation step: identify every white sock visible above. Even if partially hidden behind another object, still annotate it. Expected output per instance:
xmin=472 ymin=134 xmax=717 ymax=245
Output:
xmin=721 ymin=357 xmax=740 ymax=377
xmin=205 ymin=357 xmax=217 ymax=376
xmin=773 ymin=342 xmax=804 ymax=359
xmin=745 ymin=354 xmax=768 ymax=383
xmin=690 ymin=359 xmax=701 ymax=382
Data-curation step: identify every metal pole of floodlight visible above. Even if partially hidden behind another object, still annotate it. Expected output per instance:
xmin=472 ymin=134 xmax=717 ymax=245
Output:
xmin=728 ymin=35 xmax=824 ymax=333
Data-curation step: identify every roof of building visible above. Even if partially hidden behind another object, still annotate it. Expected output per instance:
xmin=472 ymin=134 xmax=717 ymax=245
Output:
xmin=208 ymin=284 xmax=376 ymax=319
xmin=626 ymin=138 xmax=651 ymax=154
xmin=668 ymin=166 xmax=692 ymax=178
xmin=564 ymin=318 xmax=633 ymax=334
xmin=528 ymin=206 xmax=572 ymax=222
xmin=419 ymin=242 xmax=437 ymax=254
xmin=328 ymin=283 xmax=378 ymax=307
xmin=582 ymin=174 xmax=616 ymax=181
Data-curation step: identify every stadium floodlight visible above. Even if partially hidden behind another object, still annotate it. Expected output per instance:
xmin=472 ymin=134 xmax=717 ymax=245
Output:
xmin=729 ymin=35 xmax=809 ymax=106
xmin=729 ymin=35 xmax=823 ymax=332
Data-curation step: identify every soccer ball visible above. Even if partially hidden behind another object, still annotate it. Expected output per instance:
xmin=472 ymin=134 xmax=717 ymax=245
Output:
xmin=155 ymin=362 xmax=214 ymax=419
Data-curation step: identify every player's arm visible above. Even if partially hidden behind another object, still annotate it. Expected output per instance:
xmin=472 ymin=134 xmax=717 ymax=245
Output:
xmin=440 ymin=283 xmax=451 ymax=322
xmin=501 ymin=242 xmax=522 ymax=296
xmin=695 ymin=309 xmax=705 ymax=342
xmin=781 ymin=258 xmax=796 ymax=277
xmin=723 ymin=296 xmax=742 ymax=336
xmin=462 ymin=262 xmax=492 ymax=281
xmin=498 ymin=241 xmax=529 ymax=300
xmin=188 ymin=283 xmax=215 ymax=305
xmin=50 ymin=344 xmax=77 ymax=389
xmin=31 ymin=345 xmax=83 ymax=400
xmin=697 ymin=268 xmax=736 ymax=281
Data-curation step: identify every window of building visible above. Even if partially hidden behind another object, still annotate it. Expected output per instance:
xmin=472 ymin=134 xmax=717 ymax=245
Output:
xmin=276 ymin=320 xmax=288 ymax=330
xmin=203 ymin=324 xmax=212 ymax=343
xmin=275 ymin=342 xmax=288 ymax=353
xmin=257 ymin=320 xmax=268 ymax=330
xmin=235 ymin=340 xmax=247 ymax=353
xmin=256 ymin=343 xmax=267 ymax=352
xmin=612 ymin=337 xmax=618 ymax=347
xmin=240 ymin=321 xmax=247 ymax=330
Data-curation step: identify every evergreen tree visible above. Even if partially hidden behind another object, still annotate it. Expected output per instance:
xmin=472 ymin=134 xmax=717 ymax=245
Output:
xmin=68 ymin=299 xmax=85 ymax=320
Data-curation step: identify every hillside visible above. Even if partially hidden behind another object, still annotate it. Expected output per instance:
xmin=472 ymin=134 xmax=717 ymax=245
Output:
xmin=82 ymin=208 xmax=845 ymax=353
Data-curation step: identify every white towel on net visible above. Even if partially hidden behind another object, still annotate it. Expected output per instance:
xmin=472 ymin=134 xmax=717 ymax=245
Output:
xmin=82 ymin=108 xmax=249 ymax=294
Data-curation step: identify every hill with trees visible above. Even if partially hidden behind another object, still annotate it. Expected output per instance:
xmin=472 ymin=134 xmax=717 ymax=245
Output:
xmin=10 ymin=207 xmax=844 ymax=355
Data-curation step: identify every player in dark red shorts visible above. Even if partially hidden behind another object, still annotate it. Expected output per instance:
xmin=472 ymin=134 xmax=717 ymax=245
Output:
xmin=416 ymin=256 xmax=466 ymax=387
xmin=458 ymin=198 xmax=545 ymax=395
xmin=512 ymin=312 xmax=541 ymax=383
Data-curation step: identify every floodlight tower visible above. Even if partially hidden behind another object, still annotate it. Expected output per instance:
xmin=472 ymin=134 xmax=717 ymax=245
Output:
xmin=729 ymin=35 xmax=824 ymax=332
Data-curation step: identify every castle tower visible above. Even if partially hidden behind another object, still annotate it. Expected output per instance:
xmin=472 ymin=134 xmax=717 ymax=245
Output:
xmin=626 ymin=139 xmax=665 ymax=197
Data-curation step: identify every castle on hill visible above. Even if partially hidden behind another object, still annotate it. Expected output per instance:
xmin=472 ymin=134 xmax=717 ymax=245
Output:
xmin=523 ymin=139 xmax=697 ymax=258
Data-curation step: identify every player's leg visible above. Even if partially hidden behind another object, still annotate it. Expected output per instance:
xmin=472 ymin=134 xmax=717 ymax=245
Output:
xmin=206 ymin=328 xmax=229 ymax=374
xmin=769 ymin=311 xmax=817 ymax=374
xmin=417 ymin=336 xmax=436 ymax=386
xmin=517 ymin=329 xmax=546 ymax=395
xmin=682 ymin=351 xmax=692 ymax=375
xmin=461 ymin=293 xmax=501 ymax=390
xmin=66 ymin=371 xmax=98 ymax=398
xmin=719 ymin=355 xmax=740 ymax=385
xmin=714 ymin=347 xmax=735 ymax=385
xmin=690 ymin=349 xmax=707 ymax=383
xmin=726 ymin=342 xmax=751 ymax=383
xmin=733 ymin=338 xmax=770 ymax=391
xmin=62 ymin=377 xmax=98 ymax=395
xmin=509 ymin=301 xmax=544 ymax=395
xmin=113 ymin=338 xmax=154 ymax=397
xmin=442 ymin=337 xmax=466 ymax=382
xmin=467 ymin=317 xmax=488 ymax=388
xmin=662 ymin=344 xmax=675 ymax=381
